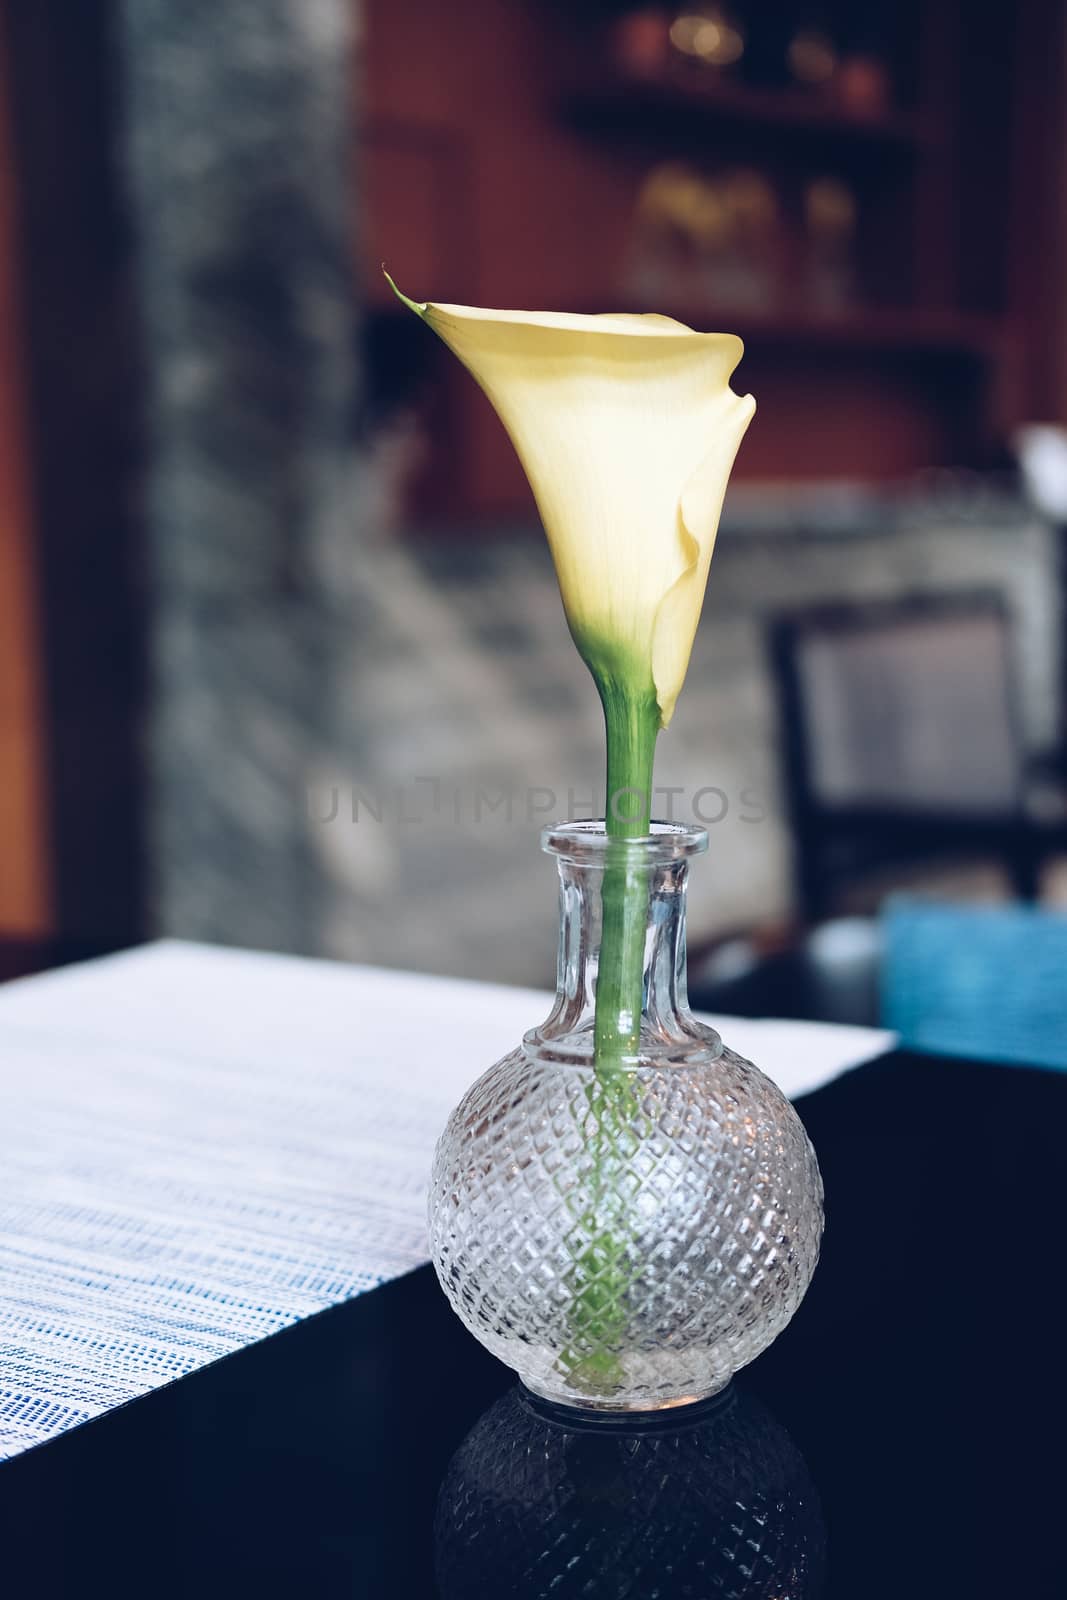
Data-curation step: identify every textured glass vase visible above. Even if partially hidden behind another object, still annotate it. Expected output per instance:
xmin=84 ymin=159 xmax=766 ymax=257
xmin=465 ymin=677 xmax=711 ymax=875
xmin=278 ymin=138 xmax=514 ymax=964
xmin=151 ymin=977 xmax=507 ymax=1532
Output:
xmin=429 ymin=821 xmax=824 ymax=1412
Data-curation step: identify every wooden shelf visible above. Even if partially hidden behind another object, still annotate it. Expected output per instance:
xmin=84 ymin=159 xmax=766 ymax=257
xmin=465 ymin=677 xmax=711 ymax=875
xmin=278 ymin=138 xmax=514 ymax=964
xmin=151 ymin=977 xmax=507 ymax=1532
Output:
xmin=551 ymin=303 xmax=1008 ymax=359
xmin=367 ymin=298 xmax=1010 ymax=361
xmin=564 ymin=70 xmax=929 ymax=151
xmin=697 ymin=308 xmax=1008 ymax=357
xmin=363 ymin=0 xmax=1048 ymax=504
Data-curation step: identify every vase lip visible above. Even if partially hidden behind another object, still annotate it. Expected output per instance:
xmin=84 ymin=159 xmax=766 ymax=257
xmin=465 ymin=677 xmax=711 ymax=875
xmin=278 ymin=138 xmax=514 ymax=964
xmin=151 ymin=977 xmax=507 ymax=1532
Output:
xmin=541 ymin=818 xmax=708 ymax=865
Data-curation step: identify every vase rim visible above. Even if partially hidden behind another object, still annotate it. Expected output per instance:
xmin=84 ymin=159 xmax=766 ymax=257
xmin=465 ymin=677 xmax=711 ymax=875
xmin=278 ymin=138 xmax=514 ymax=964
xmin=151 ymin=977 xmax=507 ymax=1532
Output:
xmin=541 ymin=819 xmax=708 ymax=864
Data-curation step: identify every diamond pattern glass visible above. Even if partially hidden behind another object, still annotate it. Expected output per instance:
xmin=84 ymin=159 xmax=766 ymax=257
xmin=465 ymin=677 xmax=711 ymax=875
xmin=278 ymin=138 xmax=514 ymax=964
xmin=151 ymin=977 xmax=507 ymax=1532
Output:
xmin=429 ymin=823 xmax=824 ymax=1411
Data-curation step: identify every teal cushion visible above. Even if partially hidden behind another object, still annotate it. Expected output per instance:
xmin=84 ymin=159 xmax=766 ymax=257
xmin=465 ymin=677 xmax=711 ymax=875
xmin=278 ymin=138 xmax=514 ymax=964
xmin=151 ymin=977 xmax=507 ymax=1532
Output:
xmin=881 ymin=899 xmax=1067 ymax=1070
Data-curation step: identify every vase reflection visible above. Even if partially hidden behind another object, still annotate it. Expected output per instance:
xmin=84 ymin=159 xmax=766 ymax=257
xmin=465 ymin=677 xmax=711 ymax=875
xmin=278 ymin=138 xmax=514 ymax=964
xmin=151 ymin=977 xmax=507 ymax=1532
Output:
xmin=434 ymin=1384 xmax=825 ymax=1599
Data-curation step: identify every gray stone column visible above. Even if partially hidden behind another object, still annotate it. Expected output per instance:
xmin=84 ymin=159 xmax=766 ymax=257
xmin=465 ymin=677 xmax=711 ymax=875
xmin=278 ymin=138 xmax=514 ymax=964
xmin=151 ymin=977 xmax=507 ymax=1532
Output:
xmin=118 ymin=0 xmax=363 ymax=952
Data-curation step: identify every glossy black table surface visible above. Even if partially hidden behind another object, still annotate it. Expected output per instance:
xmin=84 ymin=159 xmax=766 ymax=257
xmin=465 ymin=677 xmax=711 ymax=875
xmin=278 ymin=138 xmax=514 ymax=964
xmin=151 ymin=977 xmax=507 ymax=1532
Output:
xmin=2 ymin=1049 xmax=1065 ymax=1598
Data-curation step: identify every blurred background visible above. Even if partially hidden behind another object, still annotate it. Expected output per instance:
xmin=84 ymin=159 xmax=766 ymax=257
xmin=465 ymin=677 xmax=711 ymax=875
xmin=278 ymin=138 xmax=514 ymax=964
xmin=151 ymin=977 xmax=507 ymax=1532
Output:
xmin=3 ymin=0 xmax=1067 ymax=1044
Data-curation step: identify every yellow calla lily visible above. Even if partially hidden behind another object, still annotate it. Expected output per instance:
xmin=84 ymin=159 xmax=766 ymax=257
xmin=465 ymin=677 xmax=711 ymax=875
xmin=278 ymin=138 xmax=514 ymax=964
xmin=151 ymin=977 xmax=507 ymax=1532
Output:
xmin=390 ymin=271 xmax=756 ymax=1097
xmin=386 ymin=277 xmax=754 ymax=730
xmin=392 ymin=276 xmax=757 ymax=1376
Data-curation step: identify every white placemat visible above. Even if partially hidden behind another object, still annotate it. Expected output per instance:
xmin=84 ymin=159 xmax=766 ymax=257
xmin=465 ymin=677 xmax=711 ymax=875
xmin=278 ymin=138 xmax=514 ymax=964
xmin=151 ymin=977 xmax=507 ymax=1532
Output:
xmin=0 ymin=940 xmax=894 ymax=1460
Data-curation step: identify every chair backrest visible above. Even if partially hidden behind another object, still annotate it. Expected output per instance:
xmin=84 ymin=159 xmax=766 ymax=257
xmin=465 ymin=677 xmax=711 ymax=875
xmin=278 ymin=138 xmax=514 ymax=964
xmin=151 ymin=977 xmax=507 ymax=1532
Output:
xmin=882 ymin=898 xmax=1067 ymax=1070
xmin=770 ymin=593 xmax=1028 ymax=918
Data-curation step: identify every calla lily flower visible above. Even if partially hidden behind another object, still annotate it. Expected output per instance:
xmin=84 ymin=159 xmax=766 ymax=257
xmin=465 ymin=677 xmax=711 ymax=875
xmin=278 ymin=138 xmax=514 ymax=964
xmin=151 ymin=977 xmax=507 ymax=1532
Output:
xmin=392 ymin=277 xmax=756 ymax=1371
xmin=386 ymin=276 xmax=754 ymax=730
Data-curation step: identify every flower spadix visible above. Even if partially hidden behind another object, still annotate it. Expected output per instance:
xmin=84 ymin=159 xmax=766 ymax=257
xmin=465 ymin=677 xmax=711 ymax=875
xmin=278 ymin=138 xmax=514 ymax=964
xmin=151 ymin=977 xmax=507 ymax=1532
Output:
xmin=387 ymin=275 xmax=754 ymax=728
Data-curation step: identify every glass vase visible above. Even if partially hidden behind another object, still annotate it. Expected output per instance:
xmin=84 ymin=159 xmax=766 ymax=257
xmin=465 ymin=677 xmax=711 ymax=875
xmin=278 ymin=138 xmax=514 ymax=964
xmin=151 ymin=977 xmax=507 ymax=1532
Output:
xmin=428 ymin=821 xmax=824 ymax=1412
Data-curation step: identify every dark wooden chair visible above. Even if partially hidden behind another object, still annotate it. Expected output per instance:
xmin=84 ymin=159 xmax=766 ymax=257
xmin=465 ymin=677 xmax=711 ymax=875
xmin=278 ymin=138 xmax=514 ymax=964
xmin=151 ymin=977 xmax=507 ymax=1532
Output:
xmin=768 ymin=590 xmax=1054 ymax=923
xmin=690 ymin=591 xmax=1067 ymax=1026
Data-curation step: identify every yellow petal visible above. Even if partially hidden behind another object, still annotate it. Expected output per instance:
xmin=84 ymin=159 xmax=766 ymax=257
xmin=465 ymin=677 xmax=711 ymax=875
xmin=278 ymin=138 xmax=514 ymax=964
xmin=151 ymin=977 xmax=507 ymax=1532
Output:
xmin=387 ymin=275 xmax=754 ymax=726
xmin=653 ymin=385 xmax=756 ymax=725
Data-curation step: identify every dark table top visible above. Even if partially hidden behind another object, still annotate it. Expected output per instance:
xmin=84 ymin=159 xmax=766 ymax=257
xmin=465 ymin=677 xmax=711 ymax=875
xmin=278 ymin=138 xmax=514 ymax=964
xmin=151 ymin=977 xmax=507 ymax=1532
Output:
xmin=2 ymin=1047 xmax=1065 ymax=1598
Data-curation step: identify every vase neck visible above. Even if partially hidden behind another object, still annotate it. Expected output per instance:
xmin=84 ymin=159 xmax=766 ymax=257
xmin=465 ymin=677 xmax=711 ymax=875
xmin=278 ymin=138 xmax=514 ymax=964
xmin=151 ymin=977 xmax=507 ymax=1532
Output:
xmin=530 ymin=824 xmax=715 ymax=1061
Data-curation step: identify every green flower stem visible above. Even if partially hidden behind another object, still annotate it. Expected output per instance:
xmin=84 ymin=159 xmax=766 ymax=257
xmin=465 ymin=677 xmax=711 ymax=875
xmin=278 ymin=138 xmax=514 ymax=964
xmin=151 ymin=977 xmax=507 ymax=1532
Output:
xmin=560 ymin=671 xmax=660 ymax=1393
xmin=595 ymin=681 xmax=660 ymax=1066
